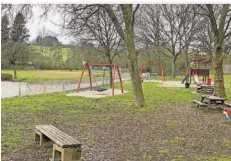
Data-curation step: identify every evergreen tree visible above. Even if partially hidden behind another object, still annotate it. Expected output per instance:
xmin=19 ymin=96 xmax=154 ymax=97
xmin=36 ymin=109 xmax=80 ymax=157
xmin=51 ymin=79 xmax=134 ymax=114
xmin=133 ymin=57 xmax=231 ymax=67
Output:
xmin=1 ymin=14 xmax=10 ymax=44
xmin=8 ymin=12 xmax=30 ymax=79
xmin=10 ymin=12 xmax=29 ymax=43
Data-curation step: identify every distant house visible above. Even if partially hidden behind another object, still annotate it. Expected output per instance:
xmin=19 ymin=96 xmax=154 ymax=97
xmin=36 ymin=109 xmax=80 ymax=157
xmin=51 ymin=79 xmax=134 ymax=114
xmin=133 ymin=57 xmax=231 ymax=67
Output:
xmin=35 ymin=35 xmax=59 ymax=46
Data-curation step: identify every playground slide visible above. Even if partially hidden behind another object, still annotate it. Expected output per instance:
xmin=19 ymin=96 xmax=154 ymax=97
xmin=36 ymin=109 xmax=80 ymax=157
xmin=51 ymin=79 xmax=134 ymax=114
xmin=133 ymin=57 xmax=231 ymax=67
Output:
xmin=193 ymin=74 xmax=201 ymax=85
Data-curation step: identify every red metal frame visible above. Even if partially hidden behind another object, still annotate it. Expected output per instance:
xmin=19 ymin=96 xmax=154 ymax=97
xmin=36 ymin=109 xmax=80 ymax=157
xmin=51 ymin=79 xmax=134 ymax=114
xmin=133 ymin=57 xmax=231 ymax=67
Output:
xmin=161 ymin=63 xmax=165 ymax=83
xmin=76 ymin=62 xmax=123 ymax=96
xmin=139 ymin=62 xmax=165 ymax=82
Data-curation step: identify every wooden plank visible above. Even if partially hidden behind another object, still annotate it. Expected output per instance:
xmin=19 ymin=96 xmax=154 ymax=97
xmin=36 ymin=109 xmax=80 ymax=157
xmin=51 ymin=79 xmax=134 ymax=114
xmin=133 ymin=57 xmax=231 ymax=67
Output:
xmin=207 ymin=96 xmax=225 ymax=101
xmin=37 ymin=125 xmax=80 ymax=147
xmin=37 ymin=126 xmax=80 ymax=148
xmin=45 ymin=125 xmax=80 ymax=146
xmin=192 ymin=100 xmax=208 ymax=107
xmin=36 ymin=125 xmax=66 ymax=147
xmin=36 ymin=125 xmax=81 ymax=148
xmin=40 ymin=125 xmax=74 ymax=145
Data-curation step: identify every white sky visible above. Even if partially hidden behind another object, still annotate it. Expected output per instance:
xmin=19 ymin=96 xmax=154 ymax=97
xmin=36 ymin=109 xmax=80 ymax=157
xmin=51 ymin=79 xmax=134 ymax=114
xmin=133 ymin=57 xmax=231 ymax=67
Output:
xmin=25 ymin=6 xmax=73 ymax=44
xmin=3 ymin=1 xmax=231 ymax=44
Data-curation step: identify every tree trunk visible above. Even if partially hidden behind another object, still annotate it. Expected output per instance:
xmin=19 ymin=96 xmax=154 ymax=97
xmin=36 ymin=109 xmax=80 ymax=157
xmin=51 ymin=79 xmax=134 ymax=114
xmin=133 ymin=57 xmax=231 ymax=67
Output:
xmin=171 ymin=58 xmax=176 ymax=77
xmin=13 ymin=65 xmax=17 ymax=79
xmin=109 ymin=66 xmax=113 ymax=87
xmin=185 ymin=52 xmax=189 ymax=69
xmin=121 ymin=4 xmax=145 ymax=107
xmin=206 ymin=4 xmax=229 ymax=98
xmin=213 ymin=49 xmax=226 ymax=97
xmin=108 ymin=58 xmax=113 ymax=88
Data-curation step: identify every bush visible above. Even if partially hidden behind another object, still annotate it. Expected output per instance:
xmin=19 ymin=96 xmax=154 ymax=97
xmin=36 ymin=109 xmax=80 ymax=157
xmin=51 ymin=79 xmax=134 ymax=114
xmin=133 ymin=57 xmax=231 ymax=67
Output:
xmin=1 ymin=73 xmax=13 ymax=81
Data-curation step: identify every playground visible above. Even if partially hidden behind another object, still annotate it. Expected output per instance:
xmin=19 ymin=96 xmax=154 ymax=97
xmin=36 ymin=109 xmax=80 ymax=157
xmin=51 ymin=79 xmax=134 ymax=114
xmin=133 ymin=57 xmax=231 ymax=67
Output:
xmin=2 ymin=74 xmax=231 ymax=161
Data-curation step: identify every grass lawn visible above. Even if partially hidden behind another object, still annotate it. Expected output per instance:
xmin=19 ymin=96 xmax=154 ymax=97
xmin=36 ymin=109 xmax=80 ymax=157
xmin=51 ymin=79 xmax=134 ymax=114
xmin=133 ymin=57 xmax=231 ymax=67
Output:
xmin=1 ymin=69 xmax=109 ymax=83
xmin=2 ymin=76 xmax=231 ymax=161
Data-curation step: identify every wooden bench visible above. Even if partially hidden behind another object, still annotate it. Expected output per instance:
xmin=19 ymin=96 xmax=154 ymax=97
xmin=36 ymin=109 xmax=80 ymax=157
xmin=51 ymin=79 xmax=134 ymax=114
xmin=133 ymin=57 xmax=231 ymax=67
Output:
xmin=192 ymin=99 xmax=208 ymax=108
xmin=35 ymin=125 xmax=81 ymax=161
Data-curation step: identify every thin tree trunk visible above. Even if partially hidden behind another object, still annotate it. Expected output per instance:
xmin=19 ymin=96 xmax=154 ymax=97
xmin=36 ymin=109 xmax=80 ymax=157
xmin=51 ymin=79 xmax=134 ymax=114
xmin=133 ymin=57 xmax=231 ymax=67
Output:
xmin=171 ymin=58 xmax=176 ymax=77
xmin=108 ymin=58 xmax=113 ymax=88
xmin=13 ymin=65 xmax=17 ymax=79
xmin=109 ymin=66 xmax=113 ymax=87
xmin=122 ymin=5 xmax=145 ymax=107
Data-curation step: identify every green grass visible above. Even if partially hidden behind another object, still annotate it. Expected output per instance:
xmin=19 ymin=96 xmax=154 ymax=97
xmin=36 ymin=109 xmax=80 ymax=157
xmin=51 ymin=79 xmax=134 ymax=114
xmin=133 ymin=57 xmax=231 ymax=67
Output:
xmin=1 ymin=69 xmax=108 ymax=82
xmin=1 ymin=82 xmax=196 ymax=152
xmin=2 ymin=75 xmax=231 ymax=159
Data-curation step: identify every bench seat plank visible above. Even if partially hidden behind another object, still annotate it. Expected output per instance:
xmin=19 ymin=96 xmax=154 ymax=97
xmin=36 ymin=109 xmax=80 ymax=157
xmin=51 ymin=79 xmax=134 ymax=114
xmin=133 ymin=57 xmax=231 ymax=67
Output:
xmin=42 ymin=125 xmax=79 ymax=144
xmin=36 ymin=125 xmax=81 ymax=148
xmin=192 ymin=100 xmax=208 ymax=107
xmin=38 ymin=125 xmax=76 ymax=146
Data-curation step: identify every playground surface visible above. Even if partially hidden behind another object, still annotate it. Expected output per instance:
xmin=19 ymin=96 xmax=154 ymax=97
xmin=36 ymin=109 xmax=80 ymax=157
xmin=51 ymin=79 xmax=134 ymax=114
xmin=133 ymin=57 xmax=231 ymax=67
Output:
xmin=66 ymin=89 xmax=128 ymax=98
xmin=2 ymin=82 xmax=231 ymax=161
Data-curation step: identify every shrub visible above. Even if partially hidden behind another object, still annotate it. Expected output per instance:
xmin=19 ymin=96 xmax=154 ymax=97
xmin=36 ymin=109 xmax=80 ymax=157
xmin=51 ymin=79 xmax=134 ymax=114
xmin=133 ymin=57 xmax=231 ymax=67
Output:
xmin=1 ymin=73 xmax=13 ymax=81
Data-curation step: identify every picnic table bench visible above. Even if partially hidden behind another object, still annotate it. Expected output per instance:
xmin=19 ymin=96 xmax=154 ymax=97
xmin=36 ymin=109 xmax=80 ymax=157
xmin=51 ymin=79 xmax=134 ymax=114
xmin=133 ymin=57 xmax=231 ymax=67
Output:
xmin=35 ymin=125 xmax=81 ymax=161
xmin=197 ymin=85 xmax=214 ymax=94
xmin=192 ymin=95 xmax=225 ymax=109
xmin=192 ymin=99 xmax=208 ymax=108
xmin=201 ymin=95 xmax=225 ymax=107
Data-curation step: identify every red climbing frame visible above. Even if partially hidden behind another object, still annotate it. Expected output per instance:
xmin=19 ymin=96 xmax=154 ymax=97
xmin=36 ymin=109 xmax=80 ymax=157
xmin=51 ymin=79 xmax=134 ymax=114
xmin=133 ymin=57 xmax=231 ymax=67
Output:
xmin=76 ymin=62 xmax=123 ymax=96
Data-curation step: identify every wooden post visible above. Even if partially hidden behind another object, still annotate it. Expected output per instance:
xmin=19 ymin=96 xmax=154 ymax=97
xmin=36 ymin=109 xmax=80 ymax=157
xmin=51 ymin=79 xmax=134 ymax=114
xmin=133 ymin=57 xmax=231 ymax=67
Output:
xmin=52 ymin=144 xmax=81 ymax=161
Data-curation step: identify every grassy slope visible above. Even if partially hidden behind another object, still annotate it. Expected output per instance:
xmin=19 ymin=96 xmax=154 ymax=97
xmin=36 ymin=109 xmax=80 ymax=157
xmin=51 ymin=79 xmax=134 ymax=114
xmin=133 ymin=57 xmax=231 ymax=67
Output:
xmin=2 ymin=75 xmax=231 ymax=160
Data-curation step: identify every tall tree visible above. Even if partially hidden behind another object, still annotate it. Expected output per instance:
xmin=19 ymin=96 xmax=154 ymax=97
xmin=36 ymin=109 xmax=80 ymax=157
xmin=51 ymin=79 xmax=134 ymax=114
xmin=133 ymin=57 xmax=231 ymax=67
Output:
xmin=1 ymin=14 xmax=10 ymax=43
xmin=136 ymin=4 xmax=200 ymax=77
xmin=10 ymin=12 xmax=30 ymax=79
xmin=80 ymin=9 xmax=122 ymax=87
xmin=41 ymin=4 xmax=145 ymax=107
xmin=207 ymin=4 xmax=230 ymax=97
xmin=104 ymin=4 xmax=145 ymax=106
xmin=196 ymin=4 xmax=231 ymax=97
xmin=1 ymin=14 xmax=11 ymax=68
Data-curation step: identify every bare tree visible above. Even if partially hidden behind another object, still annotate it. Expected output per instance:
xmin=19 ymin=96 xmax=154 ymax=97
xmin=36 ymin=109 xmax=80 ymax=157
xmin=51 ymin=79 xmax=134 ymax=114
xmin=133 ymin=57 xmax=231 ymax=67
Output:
xmin=195 ymin=4 xmax=231 ymax=97
xmin=39 ymin=4 xmax=145 ymax=106
xmin=78 ymin=9 xmax=122 ymax=87
xmin=136 ymin=4 xmax=201 ymax=77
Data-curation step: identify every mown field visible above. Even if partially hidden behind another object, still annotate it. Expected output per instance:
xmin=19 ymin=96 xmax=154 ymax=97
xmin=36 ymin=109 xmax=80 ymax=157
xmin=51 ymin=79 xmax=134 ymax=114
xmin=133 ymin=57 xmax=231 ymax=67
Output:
xmin=1 ymin=69 xmax=109 ymax=83
xmin=1 ymin=75 xmax=231 ymax=161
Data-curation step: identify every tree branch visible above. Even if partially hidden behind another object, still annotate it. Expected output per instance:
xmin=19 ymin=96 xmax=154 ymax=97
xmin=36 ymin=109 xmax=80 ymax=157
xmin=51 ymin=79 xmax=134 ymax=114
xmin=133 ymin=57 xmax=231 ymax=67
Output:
xmin=132 ymin=4 xmax=140 ymax=26
xmin=103 ymin=5 xmax=125 ymax=40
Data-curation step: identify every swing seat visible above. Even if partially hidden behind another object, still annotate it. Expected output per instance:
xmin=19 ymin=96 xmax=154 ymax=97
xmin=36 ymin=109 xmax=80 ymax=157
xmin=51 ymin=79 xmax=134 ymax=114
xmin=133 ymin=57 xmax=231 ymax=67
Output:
xmin=93 ymin=87 xmax=108 ymax=92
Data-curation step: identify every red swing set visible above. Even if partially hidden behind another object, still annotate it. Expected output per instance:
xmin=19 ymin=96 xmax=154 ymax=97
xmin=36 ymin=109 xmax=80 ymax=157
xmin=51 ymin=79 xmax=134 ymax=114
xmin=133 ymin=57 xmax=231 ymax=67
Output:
xmin=76 ymin=62 xmax=124 ymax=96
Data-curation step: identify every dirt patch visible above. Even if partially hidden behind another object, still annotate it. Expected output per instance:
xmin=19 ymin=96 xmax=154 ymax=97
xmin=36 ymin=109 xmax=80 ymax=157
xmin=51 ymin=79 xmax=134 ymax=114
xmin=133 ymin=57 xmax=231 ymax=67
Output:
xmin=2 ymin=103 xmax=230 ymax=161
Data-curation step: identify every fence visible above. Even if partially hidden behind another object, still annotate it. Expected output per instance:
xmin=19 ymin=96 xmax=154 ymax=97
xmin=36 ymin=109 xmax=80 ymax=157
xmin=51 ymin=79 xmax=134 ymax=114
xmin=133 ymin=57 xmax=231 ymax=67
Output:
xmin=1 ymin=73 xmax=131 ymax=99
xmin=224 ymin=65 xmax=231 ymax=74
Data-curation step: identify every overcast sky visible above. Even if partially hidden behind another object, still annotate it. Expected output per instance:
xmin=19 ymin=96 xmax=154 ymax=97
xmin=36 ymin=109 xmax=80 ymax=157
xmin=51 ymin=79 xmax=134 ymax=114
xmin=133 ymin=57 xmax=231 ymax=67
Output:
xmin=25 ymin=6 xmax=74 ymax=44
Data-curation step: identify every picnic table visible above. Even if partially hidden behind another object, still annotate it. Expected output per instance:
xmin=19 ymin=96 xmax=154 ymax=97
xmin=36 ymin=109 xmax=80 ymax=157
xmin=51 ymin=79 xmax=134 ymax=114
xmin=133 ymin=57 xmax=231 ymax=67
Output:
xmin=201 ymin=95 xmax=225 ymax=108
xmin=197 ymin=85 xmax=214 ymax=94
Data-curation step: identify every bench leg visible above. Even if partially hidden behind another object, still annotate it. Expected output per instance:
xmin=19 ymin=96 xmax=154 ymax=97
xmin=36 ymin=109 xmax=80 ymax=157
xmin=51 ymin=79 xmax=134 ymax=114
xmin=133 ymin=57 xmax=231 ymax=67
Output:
xmin=35 ymin=131 xmax=50 ymax=146
xmin=52 ymin=144 xmax=81 ymax=161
